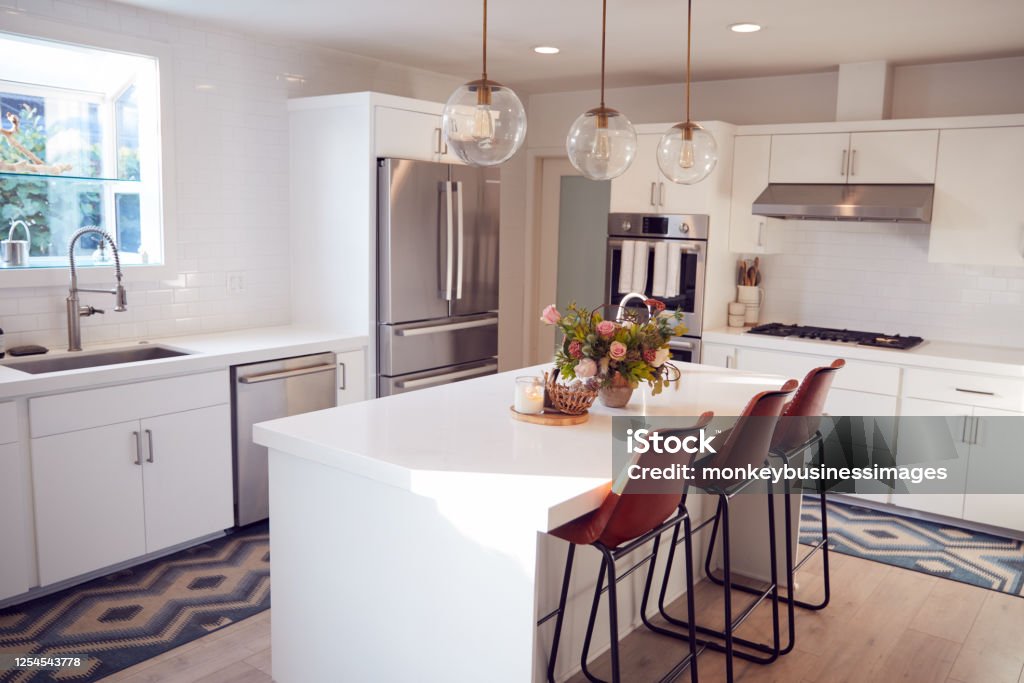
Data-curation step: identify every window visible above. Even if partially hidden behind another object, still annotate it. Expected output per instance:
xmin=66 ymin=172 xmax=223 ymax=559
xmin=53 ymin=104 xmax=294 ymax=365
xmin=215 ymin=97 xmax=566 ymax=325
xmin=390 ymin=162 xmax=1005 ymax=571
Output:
xmin=0 ymin=33 xmax=162 ymax=269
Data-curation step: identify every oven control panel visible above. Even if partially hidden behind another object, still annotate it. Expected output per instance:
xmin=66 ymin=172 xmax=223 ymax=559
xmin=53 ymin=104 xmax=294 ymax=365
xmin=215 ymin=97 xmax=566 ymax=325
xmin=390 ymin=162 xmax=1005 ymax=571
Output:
xmin=608 ymin=213 xmax=709 ymax=240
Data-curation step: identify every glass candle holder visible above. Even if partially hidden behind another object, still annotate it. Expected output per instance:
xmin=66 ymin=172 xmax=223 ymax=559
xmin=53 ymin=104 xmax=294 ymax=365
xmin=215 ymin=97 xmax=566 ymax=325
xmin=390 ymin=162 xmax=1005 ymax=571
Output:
xmin=514 ymin=376 xmax=545 ymax=414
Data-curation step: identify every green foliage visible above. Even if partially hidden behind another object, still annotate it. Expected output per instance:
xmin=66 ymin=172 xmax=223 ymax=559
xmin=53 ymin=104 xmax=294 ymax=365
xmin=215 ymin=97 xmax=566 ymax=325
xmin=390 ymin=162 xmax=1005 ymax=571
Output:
xmin=0 ymin=104 xmax=49 ymax=254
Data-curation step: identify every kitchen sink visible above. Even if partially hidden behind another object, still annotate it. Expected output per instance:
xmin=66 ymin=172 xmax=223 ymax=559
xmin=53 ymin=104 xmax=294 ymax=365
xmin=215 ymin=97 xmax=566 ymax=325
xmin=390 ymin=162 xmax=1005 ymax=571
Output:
xmin=1 ymin=345 xmax=191 ymax=374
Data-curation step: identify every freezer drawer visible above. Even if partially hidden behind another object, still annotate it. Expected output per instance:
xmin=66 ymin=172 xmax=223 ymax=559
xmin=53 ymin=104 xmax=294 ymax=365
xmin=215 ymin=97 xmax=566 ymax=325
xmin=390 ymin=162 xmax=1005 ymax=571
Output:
xmin=232 ymin=352 xmax=336 ymax=526
xmin=378 ymin=358 xmax=499 ymax=397
xmin=377 ymin=313 xmax=498 ymax=377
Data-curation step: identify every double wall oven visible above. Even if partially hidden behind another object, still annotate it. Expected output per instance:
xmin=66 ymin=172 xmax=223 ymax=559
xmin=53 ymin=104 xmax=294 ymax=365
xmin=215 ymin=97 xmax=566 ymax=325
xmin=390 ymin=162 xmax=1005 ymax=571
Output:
xmin=605 ymin=213 xmax=708 ymax=364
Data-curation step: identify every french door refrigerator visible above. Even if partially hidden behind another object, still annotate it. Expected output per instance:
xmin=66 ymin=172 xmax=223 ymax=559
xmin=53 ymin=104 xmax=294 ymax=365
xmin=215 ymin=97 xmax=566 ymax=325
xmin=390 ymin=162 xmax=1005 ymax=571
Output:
xmin=377 ymin=158 xmax=500 ymax=397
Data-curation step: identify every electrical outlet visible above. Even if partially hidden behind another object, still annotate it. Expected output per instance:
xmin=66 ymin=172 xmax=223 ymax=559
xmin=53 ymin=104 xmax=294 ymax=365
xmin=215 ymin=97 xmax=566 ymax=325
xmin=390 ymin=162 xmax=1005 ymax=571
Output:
xmin=227 ymin=272 xmax=246 ymax=294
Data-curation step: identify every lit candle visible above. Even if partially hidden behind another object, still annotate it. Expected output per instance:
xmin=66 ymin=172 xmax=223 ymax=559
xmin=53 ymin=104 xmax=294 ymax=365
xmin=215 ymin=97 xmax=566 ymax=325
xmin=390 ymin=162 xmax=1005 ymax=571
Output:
xmin=514 ymin=377 xmax=545 ymax=414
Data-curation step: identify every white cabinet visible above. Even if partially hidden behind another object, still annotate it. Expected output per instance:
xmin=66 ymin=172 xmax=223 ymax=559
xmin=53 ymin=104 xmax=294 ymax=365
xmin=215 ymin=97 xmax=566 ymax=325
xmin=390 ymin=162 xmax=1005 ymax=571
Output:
xmin=701 ymin=342 xmax=736 ymax=369
xmin=609 ymin=134 xmax=662 ymax=213
xmin=336 ymin=349 xmax=367 ymax=406
xmin=769 ymin=133 xmax=850 ymax=184
xmin=0 ymin=400 xmax=34 ymax=601
xmin=374 ymin=106 xmax=461 ymax=164
xmin=30 ymin=372 xmax=232 ymax=586
xmin=892 ymin=397 xmax=971 ymax=519
xmin=729 ymin=136 xmax=781 ymax=254
xmin=847 ymin=130 xmax=938 ymax=183
xmin=768 ymin=130 xmax=937 ymax=184
xmin=139 ymin=405 xmax=233 ymax=553
xmin=928 ymin=126 xmax=1024 ymax=267
xmin=962 ymin=407 xmax=1024 ymax=529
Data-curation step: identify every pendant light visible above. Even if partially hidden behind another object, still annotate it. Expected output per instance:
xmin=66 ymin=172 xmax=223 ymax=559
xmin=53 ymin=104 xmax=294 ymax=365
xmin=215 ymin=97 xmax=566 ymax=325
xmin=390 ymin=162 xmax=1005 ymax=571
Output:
xmin=442 ymin=0 xmax=527 ymax=167
xmin=657 ymin=0 xmax=717 ymax=184
xmin=565 ymin=0 xmax=637 ymax=180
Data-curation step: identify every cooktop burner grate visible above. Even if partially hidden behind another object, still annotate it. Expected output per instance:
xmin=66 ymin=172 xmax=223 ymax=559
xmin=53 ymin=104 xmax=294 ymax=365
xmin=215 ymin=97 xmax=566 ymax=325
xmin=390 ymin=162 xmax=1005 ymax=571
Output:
xmin=747 ymin=323 xmax=924 ymax=350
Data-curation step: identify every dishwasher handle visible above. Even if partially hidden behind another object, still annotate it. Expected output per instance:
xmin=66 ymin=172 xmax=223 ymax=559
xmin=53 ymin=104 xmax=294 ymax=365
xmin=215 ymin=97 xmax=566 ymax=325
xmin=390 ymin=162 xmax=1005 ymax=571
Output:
xmin=237 ymin=363 xmax=336 ymax=385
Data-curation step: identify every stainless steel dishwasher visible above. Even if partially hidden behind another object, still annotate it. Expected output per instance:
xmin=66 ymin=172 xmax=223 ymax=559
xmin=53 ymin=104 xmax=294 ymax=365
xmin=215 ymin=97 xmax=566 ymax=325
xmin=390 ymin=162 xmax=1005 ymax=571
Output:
xmin=231 ymin=352 xmax=337 ymax=526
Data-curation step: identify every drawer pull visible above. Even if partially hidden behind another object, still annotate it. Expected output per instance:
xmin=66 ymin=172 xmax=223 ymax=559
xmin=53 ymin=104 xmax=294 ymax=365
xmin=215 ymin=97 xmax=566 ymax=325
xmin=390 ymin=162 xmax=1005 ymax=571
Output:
xmin=954 ymin=388 xmax=996 ymax=397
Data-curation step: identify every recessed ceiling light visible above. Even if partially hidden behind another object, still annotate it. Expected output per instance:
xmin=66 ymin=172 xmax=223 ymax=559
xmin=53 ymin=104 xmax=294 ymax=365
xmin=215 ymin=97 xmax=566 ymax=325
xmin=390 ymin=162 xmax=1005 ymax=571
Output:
xmin=729 ymin=23 xmax=762 ymax=33
xmin=533 ymin=46 xmax=560 ymax=55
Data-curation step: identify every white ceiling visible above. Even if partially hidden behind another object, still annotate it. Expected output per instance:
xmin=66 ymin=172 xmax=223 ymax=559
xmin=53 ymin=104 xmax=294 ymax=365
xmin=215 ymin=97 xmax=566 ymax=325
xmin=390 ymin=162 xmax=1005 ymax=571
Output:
xmin=111 ymin=0 xmax=1024 ymax=92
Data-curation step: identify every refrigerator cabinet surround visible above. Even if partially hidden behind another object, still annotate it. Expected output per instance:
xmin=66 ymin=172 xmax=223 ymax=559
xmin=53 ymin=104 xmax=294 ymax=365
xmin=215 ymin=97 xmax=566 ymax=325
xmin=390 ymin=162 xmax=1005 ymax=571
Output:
xmin=232 ymin=352 xmax=337 ymax=526
xmin=377 ymin=158 xmax=500 ymax=395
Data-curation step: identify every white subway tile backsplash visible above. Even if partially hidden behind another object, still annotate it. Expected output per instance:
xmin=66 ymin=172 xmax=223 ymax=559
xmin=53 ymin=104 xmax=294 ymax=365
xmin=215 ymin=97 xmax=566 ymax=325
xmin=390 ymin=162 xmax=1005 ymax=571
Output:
xmin=761 ymin=222 xmax=1024 ymax=346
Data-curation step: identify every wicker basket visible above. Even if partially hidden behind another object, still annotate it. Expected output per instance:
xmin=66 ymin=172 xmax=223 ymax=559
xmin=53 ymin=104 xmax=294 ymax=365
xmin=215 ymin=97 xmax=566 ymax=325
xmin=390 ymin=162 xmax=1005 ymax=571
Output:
xmin=544 ymin=370 xmax=598 ymax=416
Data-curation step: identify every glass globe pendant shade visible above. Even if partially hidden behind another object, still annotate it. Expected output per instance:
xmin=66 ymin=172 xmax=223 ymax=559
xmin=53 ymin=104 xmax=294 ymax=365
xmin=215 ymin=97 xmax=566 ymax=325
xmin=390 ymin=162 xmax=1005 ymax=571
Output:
xmin=442 ymin=79 xmax=527 ymax=167
xmin=657 ymin=121 xmax=718 ymax=185
xmin=566 ymin=107 xmax=637 ymax=180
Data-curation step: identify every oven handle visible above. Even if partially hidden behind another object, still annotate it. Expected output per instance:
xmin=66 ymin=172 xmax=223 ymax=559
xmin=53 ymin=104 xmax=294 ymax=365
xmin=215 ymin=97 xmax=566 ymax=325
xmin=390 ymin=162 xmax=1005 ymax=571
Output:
xmin=608 ymin=238 xmax=702 ymax=252
xmin=396 ymin=363 xmax=498 ymax=390
xmin=668 ymin=339 xmax=695 ymax=351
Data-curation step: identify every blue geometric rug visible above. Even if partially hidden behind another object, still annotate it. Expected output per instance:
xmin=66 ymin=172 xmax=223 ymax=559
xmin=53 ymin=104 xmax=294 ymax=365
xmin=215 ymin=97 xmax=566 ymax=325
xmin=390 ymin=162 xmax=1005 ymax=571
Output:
xmin=800 ymin=498 xmax=1024 ymax=598
xmin=0 ymin=522 xmax=270 ymax=682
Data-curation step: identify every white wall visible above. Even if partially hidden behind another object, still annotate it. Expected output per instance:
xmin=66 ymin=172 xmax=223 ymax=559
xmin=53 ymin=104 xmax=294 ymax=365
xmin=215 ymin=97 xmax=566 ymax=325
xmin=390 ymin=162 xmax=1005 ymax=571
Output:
xmin=892 ymin=55 xmax=1024 ymax=119
xmin=0 ymin=0 xmax=462 ymax=350
xmin=759 ymin=223 xmax=1024 ymax=347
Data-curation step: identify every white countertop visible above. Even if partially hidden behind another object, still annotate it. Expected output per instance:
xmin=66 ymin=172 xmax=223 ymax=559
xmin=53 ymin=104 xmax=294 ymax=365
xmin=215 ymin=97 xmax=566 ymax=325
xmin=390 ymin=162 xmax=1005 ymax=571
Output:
xmin=0 ymin=325 xmax=368 ymax=400
xmin=704 ymin=327 xmax=1024 ymax=378
xmin=254 ymin=362 xmax=787 ymax=531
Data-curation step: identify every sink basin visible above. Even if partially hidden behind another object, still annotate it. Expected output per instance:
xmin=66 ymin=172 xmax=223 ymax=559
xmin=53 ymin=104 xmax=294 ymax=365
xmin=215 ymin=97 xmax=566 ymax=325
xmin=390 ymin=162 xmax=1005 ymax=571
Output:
xmin=1 ymin=345 xmax=191 ymax=375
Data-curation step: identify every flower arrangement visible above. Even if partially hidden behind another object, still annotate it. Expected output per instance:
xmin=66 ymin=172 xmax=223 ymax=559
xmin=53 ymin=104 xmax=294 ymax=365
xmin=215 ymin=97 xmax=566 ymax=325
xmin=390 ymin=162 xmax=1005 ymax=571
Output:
xmin=540 ymin=301 xmax=687 ymax=396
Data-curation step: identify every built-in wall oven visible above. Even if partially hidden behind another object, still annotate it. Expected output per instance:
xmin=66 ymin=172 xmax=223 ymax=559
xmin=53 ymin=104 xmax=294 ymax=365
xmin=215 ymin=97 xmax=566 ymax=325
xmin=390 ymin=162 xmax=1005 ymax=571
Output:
xmin=605 ymin=213 xmax=708 ymax=362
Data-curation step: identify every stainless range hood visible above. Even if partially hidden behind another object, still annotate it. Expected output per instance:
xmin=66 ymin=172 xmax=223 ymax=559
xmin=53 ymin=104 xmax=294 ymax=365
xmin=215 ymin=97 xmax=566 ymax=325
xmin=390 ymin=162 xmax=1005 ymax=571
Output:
xmin=752 ymin=184 xmax=934 ymax=223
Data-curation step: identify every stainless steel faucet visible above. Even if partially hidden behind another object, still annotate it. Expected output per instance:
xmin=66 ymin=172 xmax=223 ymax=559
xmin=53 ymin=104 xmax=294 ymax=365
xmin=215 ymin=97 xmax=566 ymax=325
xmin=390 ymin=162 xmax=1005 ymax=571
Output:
xmin=66 ymin=228 xmax=127 ymax=351
xmin=616 ymin=292 xmax=652 ymax=322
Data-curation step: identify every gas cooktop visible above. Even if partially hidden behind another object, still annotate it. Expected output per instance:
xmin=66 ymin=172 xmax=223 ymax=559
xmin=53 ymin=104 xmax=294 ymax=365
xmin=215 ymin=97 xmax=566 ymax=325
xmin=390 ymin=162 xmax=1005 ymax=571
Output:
xmin=747 ymin=323 xmax=925 ymax=350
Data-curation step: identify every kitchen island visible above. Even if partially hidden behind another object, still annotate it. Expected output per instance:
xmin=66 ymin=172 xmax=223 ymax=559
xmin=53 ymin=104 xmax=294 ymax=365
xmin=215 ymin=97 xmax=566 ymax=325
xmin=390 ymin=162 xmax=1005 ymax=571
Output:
xmin=254 ymin=363 xmax=790 ymax=682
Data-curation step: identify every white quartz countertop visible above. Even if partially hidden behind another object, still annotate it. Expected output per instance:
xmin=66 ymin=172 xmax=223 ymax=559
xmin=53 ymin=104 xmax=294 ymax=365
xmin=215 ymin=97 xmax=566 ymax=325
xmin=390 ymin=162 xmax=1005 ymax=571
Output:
xmin=704 ymin=327 xmax=1024 ymax=378
xmin=254 ymin=363 xmax=787 ymax=532
xmin=0 ymin=325 xmax=367 ymax=400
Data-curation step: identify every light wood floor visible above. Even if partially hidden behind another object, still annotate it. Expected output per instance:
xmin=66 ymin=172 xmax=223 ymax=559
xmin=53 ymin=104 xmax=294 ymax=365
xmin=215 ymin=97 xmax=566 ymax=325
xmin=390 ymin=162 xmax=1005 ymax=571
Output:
xmin=100 ymin=552 xmax=1024 ymax=683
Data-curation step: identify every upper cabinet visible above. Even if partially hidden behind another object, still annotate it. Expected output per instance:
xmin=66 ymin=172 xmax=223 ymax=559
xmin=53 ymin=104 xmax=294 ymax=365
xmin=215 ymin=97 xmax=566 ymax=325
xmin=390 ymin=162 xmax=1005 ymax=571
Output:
xmin=769 ymin=133 xmax=851 ymax=184
xmin=929 ymin=126 xmax=1024 ymax=267
xmin=728 ymin=135 xmax=780 ymax=254
xmin=374 ymin=106 xmax=462 ymax=165
xmin=768 ymin=130 xmax=938 ymax=184
xmin=608 ymin=124 xmax=730 ymax=215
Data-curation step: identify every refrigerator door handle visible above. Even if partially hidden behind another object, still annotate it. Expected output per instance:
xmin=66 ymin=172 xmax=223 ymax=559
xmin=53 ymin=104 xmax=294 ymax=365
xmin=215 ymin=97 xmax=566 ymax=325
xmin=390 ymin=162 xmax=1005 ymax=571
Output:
xmin=456 ymin=180 xmax=465 ymax=300
xmin=445 ymin=180 xmax=454 ymax=301
xmin=395 ymin=362 xmax=498 ymax=390
xmin=395 ymin=317 xmax=498 ymax=337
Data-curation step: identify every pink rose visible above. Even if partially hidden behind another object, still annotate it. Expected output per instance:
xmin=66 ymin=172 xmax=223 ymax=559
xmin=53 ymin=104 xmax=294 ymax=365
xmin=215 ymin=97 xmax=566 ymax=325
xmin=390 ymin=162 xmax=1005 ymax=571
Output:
xmin=596 ymin=320 xmax=616 ymax=338
xmin=643 ymin=348 xmax=657 ymax=363
xmin=575 ymin=358 xmax=597 ymax=378
xmin=540 ymin=304 xmax=561 ymax=325
xmin=568 ymin=340 xmax=583 ymax=359
xmin=609 ymin=341 xmax=627 ymax=361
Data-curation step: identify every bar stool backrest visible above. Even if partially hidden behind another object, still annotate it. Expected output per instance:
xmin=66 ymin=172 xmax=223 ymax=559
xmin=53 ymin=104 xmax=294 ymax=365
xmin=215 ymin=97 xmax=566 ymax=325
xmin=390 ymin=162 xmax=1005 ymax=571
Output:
xmin=771 ymin=359 xmax=845 ymax=450
xmin=704 ymin=380 xmax=799 ymax=472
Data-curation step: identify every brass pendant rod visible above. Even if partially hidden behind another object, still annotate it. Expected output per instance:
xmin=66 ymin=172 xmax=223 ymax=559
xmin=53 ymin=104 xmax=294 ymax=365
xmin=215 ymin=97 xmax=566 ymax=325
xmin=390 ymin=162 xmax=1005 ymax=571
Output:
xmin=482 ymin=0 xmax=488 ymax=80
xmin=685 ymin=0 xmax=692 ymax=123
xmin=600 ymin=0 xmax=607 ymax=108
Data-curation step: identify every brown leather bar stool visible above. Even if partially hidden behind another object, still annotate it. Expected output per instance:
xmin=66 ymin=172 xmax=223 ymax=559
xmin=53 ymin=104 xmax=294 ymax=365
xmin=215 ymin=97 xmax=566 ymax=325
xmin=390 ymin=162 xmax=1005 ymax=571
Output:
xmin=700 ymin=360 xmax=844 ymax=656
xmin=652 ymin=381 xmax=798 ymax=683
xmin=539 ymin=414 xmax=713 ymax=683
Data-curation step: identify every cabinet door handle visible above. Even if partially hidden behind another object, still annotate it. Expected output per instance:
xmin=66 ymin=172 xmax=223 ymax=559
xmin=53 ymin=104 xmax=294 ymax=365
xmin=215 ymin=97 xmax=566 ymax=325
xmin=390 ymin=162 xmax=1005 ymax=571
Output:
xmin=841 ymin=149 xmax=848 ymax=177
xmin=659 ymin=182 xmax=665 ymax=207
xmin=970 ymin=416 xmax=980 ymax=445
xmin=757 ymin=221 xmax=765 ymax=247
xmin=339 ymin=362 xmax=347 ymax=391
xmin=132 ymin=431 xmax=142 ymax=465
xmin=960 ymin=416 xmax=969 ymax=443
xmin=850 ymin=149 xmax=857 ymax=176
xmin=954 ymin=387 xmax=996 ymax=397
xmin=725 ymin=356 xmax=733 ymax=369
xmin=650 ymin=182 xmax=657 ymax=207
xmin=434 ymin=127 xmax=442 ymax=155
xmin=145 ymin=429 xmax=154 ymax=463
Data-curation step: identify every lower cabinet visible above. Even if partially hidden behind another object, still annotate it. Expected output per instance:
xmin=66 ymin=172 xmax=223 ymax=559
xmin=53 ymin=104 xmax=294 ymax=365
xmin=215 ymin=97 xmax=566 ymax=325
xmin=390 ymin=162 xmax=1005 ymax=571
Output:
xmin=892 ymin=397 xmax=971 ymax=519
xmin=336 ymin=348 xmax=367 ymax=406
xmin=0 ymin=439 xmax=34 ymax=601
xmin=962 ymin=407 xmax=1024 ymax=529
xmin=30 ymin=372 xmax=232 ymax=587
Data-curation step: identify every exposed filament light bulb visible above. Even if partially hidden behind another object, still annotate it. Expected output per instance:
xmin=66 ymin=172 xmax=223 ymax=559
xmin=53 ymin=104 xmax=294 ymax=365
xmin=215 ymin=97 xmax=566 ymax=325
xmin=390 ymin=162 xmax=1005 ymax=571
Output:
xmin=473 ymin=104 xmax=495 ymax=143
xmin=592 ymin=128 xmax=611 ymax=161
xmin=679 ymin=137 xmax=695 ymax=168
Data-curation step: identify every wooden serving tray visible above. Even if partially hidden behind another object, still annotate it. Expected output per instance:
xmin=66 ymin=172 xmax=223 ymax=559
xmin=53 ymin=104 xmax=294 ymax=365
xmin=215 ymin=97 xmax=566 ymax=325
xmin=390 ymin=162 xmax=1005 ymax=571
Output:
xmin=509 ymin=406 xmax=589 ymax=426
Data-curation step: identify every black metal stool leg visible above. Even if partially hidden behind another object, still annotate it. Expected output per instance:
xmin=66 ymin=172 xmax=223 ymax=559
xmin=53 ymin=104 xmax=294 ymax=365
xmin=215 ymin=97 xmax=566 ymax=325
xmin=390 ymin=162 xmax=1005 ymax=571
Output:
xmin=720 ymin=495 xmax=735 ymax=683
xmin=683 ymin=515 xmax=699 ymax=683
xmin=547 ymin=543 xmax=576 ymax=683
xmin=601 ymin=546 xmax=622 ymax=683
xmin=580 ymin=558 xmax=608 ymax=683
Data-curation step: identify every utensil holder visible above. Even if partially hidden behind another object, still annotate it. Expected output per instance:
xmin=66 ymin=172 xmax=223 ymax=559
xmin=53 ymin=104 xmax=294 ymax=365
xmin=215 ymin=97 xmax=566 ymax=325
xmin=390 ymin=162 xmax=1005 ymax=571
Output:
xmin=737 ymin=285 xmax=765 ymax=307
xmin=2 ymin=221 xmax=31 ymax=267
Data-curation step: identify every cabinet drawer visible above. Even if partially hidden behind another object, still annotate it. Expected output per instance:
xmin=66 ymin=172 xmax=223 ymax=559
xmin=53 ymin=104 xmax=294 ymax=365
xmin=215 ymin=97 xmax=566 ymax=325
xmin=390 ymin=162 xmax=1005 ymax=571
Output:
xmin=902 ymin=368 xmax=1024 ymax=412
xmin=738 ymin=348 xmax=900 ymax=396
xmin=30 ymin=371 xmax=229 ymax=438
xmin=0 ymin=402 xmax=16 ymax=445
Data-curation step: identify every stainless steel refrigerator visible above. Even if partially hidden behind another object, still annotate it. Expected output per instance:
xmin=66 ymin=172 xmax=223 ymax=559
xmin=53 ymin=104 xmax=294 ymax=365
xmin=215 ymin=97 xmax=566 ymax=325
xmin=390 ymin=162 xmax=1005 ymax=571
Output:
xmin=377 ymin=158 xmax=500 ymax=396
